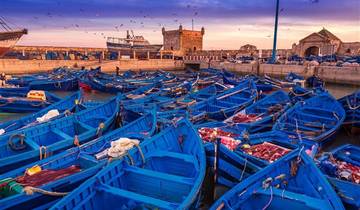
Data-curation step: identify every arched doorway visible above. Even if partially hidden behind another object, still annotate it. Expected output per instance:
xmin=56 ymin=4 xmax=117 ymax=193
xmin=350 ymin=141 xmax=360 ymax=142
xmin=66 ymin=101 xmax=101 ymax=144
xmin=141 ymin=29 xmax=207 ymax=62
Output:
xmin=304 ymin=46 xmax=320 ymax=57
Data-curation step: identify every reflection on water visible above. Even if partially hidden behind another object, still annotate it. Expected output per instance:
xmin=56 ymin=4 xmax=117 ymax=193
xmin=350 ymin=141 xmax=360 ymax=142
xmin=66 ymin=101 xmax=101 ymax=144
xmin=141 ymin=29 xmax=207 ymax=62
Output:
xmin=0 ymin=112 xmax=28 ymax=123
xmin=326 ymin=83 xmax=359 ymax=99
xmin=51 ymin=91 xmax=115 ymax=102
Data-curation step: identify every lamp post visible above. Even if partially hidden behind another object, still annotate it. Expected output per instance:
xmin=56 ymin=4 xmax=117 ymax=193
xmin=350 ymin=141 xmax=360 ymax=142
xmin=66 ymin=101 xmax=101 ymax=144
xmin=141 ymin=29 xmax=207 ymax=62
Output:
xmin=270 ymin=0 xmax=280 ymax=64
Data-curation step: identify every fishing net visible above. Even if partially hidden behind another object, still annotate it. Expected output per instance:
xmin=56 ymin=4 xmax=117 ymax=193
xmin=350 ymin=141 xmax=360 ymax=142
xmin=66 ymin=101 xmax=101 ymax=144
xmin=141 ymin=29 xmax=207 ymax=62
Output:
xmin=16 ymin=165 xmax=81 ymax=187
xmin=320 ymin=158 xmax=360 ymax=184
xmin=241 ymin=142 xmax=291 ymax=163
xmin=198 ymin=127 xmax=241 ymax=151
xmin=232 ymin=113 xmax=262 ymax=123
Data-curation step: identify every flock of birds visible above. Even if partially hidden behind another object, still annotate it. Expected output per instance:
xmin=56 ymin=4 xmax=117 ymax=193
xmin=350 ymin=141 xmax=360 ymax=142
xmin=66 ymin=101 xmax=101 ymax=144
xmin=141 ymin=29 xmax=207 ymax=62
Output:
xmin=1 ymin=0 xmax=321 ymax=40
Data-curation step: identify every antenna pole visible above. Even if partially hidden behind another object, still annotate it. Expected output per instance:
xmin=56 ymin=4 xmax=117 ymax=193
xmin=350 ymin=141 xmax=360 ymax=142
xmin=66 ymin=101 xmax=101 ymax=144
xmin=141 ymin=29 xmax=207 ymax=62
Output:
xmin=192 ymin=19 xmax=194 ymax=31
xmin=270 ymin=0 xmax=280 ymax=64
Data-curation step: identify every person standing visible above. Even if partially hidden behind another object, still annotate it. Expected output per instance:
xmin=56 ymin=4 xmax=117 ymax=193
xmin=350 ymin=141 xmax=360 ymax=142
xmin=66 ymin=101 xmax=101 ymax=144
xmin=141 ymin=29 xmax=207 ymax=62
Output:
xmin=116 ymin=66 xmax=120 ymax=76
xmin=0 ymin=73 xmax=6 ymax=86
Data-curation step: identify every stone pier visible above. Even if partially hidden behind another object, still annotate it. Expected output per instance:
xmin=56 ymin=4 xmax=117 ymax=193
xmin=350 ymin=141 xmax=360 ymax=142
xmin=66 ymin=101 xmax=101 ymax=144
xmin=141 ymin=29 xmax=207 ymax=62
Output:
xmin=206 ymin=61 xmax=360 ymax=86
xmin=0 ymin=59 xmax=184 ymax=74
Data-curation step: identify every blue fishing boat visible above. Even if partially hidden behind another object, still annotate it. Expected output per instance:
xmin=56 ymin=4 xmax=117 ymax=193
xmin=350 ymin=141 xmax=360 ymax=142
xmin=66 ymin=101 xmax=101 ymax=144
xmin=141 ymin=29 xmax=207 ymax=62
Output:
xmin=0 ymin=97 xmax=120 ymax=173
xmin=318 ymin=144 xmax=360 ymax=209
xmin=51 ymin=118 xmax=206 ymax=210
xmin=28 ymin=75 xmax=79 ymax=91
xmin=0 ymin=111 xmax=156 ymax=210
xmin=0 ymin=90 xmax=61 ymax=113
xmin=155 ymin=83 xmax=227 ymax=113
xmin=80 ymin=69 xmax=175 ymax=93
xmin=0 ymin=86 xmax=30 ymax=95
xmin=306 ymin=74 xmax=324 ymax=88
xmin=0 ymin=91 xmax=82 ymax=135
xmin=224 ymin=90 xmax=291 ymax=133
xmin=273 ymin=93 xmax=345 ymax=145
xmin=189 ymin=79 xmax=257 ymax=124
xmin=211 ymin=149 xmax=345 ymax=210
xmin=285 ymin=72 xmax=304 ymax=82
xmin=6 ymin=68 xmax=80 ymax=91
xmin=7 ymin=74 xmax=48 ymax=87
xmin=338 ymin=90 xmax=360 ymax=128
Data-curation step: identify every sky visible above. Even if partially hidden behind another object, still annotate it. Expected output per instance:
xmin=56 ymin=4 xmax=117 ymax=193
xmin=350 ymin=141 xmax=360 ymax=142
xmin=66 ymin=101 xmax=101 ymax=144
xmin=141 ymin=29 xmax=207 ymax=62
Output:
xmin=1 ymin=0 xmax=359 ymax=49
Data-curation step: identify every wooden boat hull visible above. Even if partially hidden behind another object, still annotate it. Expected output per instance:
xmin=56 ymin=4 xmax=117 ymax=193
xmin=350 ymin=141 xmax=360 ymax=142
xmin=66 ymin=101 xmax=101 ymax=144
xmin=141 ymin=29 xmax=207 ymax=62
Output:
xmin=0 ymin=91 xmax=82 ymax=134
xmin=211 ymin=149 xmax=345 ymax=210
xmin=0 ymin=111 xmax=156 ymax=210
xmin=0 ymin=97 xmax=120 ymax=174
xmin=318 ymin=144 xmax=360 ymax=209
xmin=273 ymin=93 xmax=345 ymax=145
xmin=51 ymin=119 xmax=206 ymax=210
xmin=29 ymin=76 xmax=79 ymax=91
xmin=338 ymin=90 xmax=360 ymax=128
xmin=224 ymin=90 xmax=291 ymax=134
xmin=0 ymin=91 xmax=60 ymax=113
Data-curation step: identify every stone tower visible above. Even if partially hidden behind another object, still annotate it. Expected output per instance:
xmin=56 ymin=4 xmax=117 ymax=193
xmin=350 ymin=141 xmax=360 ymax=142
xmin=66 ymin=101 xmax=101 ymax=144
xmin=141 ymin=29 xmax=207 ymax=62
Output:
xmin=162 ymin=25 xmax=205 ymax=56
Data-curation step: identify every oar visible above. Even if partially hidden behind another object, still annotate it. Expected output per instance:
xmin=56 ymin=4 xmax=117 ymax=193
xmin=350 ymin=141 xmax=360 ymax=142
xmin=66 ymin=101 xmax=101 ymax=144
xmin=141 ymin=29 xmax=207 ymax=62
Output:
xmin=216 ymin=87 xmax=249 ymax=100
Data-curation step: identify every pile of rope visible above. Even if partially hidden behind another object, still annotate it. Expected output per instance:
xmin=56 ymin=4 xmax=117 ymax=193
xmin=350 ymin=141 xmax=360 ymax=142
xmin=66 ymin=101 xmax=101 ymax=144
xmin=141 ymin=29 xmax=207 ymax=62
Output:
xmin=107 ymin=138 xmax=140 ymax=158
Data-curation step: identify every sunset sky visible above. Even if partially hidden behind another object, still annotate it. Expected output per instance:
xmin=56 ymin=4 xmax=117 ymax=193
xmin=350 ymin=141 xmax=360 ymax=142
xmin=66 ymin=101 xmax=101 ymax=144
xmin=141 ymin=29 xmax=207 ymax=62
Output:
xmin=1 ymin=0 xmax=359 ymax=49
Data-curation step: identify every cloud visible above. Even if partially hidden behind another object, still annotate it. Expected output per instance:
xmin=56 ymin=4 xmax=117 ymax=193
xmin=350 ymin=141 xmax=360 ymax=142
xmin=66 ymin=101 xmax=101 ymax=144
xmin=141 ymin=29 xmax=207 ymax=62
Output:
xmin=1 ymin=0 xmax=359 ymax=21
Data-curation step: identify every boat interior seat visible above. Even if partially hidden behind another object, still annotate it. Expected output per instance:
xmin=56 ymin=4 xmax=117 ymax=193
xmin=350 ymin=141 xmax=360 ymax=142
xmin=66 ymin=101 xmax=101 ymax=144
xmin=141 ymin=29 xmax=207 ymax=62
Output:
xmin=216 ymin=100 xmax=237 ymax=107
xmin=96 ymin=183 xmax=178 ymax=209
xmin=281 ymin=122 xmax=326 ymax=132
xmin=250 ymin=187 xmax=332 ymax=210
xmin=144 ymin=150 xmax=199 ymax=178
xmin=301 ymin=107 xmax=335 ymax=115
xmin=223 ymin=96 xmax=248 ymax=103
xmin=295 ymin=111 xmax=335 ymax=122
xmin=50 ymin=128 xmax=72 ymax=140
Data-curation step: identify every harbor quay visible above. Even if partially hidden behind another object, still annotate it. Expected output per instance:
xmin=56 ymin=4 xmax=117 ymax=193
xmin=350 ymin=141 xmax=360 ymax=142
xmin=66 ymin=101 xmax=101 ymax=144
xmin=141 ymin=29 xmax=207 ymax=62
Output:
xmin=1 ymin=56 xmax=359 ymax=86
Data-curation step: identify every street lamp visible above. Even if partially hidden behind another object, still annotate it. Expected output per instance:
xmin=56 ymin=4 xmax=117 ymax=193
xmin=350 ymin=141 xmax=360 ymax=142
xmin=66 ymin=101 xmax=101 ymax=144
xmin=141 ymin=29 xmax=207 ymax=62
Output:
xmin=270 ymin=0 xmax=280 ymax=64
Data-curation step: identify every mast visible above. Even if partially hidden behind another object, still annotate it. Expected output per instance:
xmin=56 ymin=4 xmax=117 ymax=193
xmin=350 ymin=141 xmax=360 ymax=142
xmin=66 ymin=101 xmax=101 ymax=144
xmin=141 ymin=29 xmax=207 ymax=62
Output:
xmin=270 ymin=0 xmax=280 ymax=64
